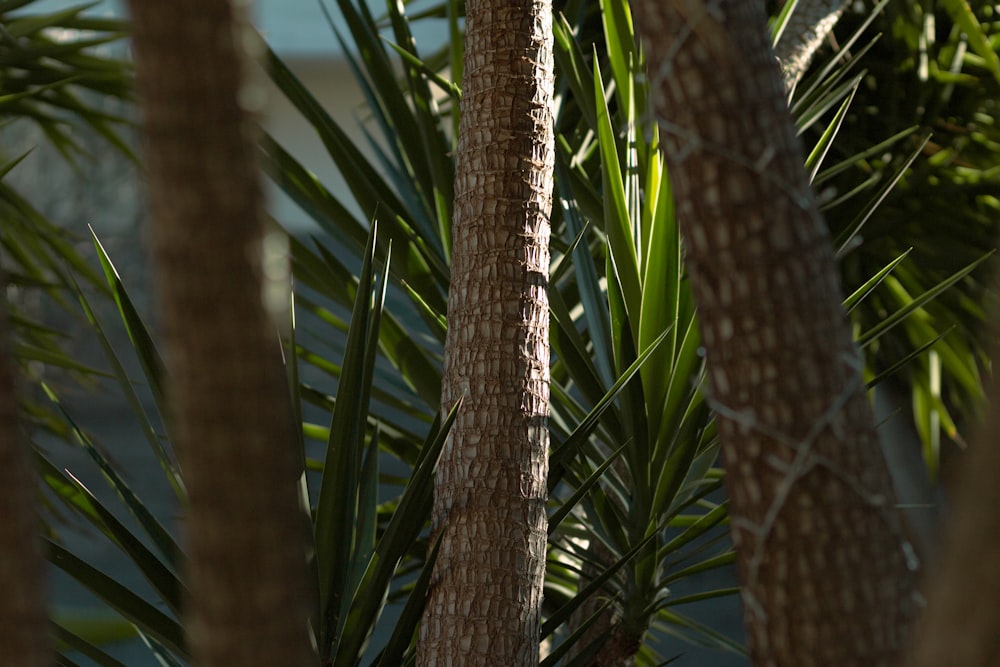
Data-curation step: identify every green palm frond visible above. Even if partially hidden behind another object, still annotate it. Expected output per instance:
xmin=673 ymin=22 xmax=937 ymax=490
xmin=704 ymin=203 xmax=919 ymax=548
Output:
xmin=1 ymin=2 xmax=132 ymax=444
xmin=0 ymin=2 xmax=133 ymax=161
xmin=795 ymin=0 xmax=999 ymax=473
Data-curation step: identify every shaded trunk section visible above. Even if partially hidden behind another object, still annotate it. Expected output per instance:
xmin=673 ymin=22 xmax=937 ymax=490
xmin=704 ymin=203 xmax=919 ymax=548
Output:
xmin=0 ymin=294 xmax=49 ymax=666
xmin=416 ymin=0 xmax=555 ymax=663
xmin=126 ymin=2 xmax=316 ymax=665
xmin=910 ymin=310 xmax=1000 ymax=666
xmin=565 ymin=487 xmax=640 ymax=665
xmin=631 ymin=1 xmax=917 ymax=664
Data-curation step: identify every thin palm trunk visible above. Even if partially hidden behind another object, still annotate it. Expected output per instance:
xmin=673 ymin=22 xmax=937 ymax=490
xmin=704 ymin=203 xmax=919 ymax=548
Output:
xmin=632 ymin=1 xmax=917 ymax=663
xmin=0 ymin=301 xmax=49 ymax=666
xmin=911 ymin=313 xmax=1000 ymax=665
xmin=416 ymin=0 xmax=555 ymax=663
xmin=126 ymin=2 xmax=316 ymax=665
xmin=774 ymin=0 xmax=850 ymax=88
xmin=566 ymin=538 xmax=635 ymax=666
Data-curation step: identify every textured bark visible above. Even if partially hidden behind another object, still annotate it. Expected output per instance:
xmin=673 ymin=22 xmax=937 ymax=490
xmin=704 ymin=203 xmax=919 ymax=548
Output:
xmin=565 ymin=540 xmax=619 ymax=665
xmin=0 ymin=298 xmax=49 ymax=666
xmin=127 ymin=2 xmax=316 ymax=665
xmin=416 ymin=0 xmax=554 ymax=663
xmin=565 ymin=518 xmax=639 ymax=665
xmin=910 ymin=321 xmax=1000 ymax=666
xmin=588 ymin=625 xmax=640 ymax=667
xmin=631 ymin=1 xmax=917 ymax=664
xmin=773 ymin=0 xmax=850 ymax=88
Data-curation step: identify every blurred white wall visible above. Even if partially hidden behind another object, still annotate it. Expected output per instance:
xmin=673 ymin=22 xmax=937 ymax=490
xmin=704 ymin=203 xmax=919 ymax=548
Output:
xmin=262 ymin=57 xmax=367 ymax=234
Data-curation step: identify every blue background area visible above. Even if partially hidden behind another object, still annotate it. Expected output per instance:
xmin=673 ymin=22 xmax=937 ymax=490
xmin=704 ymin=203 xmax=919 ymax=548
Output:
xmin=24 ymin=0 xmax=451 ymax=57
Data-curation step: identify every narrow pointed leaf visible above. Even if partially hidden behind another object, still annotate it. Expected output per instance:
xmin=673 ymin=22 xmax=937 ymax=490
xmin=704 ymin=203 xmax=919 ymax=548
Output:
xmin=46 ymin=540 xmax=186 ymax=658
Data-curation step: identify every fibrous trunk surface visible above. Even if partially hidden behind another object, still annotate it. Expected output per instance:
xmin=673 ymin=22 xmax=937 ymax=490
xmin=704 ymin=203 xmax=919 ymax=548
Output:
xmin=127 ymin=1 xmax=316 ymax=665
xmin=774 ymin=0 xmax=850 ymax=88
xmin=0 ymin=303 xmax=49 ymax=666
xmin=417 ymin=0 xmax=555 ymax=663
xmin=631 ymin=1 xmax=917 ymax=664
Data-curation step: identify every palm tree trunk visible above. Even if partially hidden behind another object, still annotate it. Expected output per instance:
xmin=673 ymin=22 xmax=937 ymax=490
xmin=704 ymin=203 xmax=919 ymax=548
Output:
xmin=631 ymin=1 xmax=917 ymax=664
xmin=910 ymin=316 xmax=1000 ymax=665
xmin=0 ymin=302 xmax=49 ymax=666
xmin=774 ymin=0 xmax=850 ymax=88
xmin=126 ymin=2 xmax=316 ymax=665
xmin=416 ymin=0 xmax=555 ymax=663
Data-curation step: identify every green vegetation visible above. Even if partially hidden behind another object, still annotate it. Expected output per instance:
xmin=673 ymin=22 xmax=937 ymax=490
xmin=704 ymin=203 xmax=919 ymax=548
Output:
xmin=1 ymin=0 xmax=995 ymax=664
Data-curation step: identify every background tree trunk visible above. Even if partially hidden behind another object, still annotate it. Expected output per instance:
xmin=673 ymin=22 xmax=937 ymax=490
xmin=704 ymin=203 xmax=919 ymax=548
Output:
xmin=0 ymin=296 xmax=49 ymax=666
xmin=632 ymin=1 xmax=917 ymax=664
xmin=126 ymin=1 xmax=316 ymax=665
xmin=565 ymin=538 xmax=636 ymax=666
xmin=910 ymin=312 xmax=1000 ymax=666
xmin=416 ymin=0 xmax=555 ymax=663
xmin=773 ymin=0 xmax=850 ymax=88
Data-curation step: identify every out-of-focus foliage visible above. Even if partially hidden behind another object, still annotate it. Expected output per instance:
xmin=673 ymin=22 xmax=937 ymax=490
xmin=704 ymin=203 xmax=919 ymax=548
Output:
xmin=0 ymin=1 xmax=133 ymax=159
xmin=806 ymin=0 xmax=999 ymax=475
xmin=0 ymin=1 xmax=132 ymax=437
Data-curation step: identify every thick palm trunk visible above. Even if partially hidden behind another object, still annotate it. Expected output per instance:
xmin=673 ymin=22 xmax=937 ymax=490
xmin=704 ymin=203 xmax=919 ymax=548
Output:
xmin=416 ymin=0 xmax=555 ymax=663
xmin=126 ymin=2 xmax=315 ymax=665
xmin=632 ymin=1 xmax=916 ymax=664
xmin=0 ymin=304 xmax=49 ymax=666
